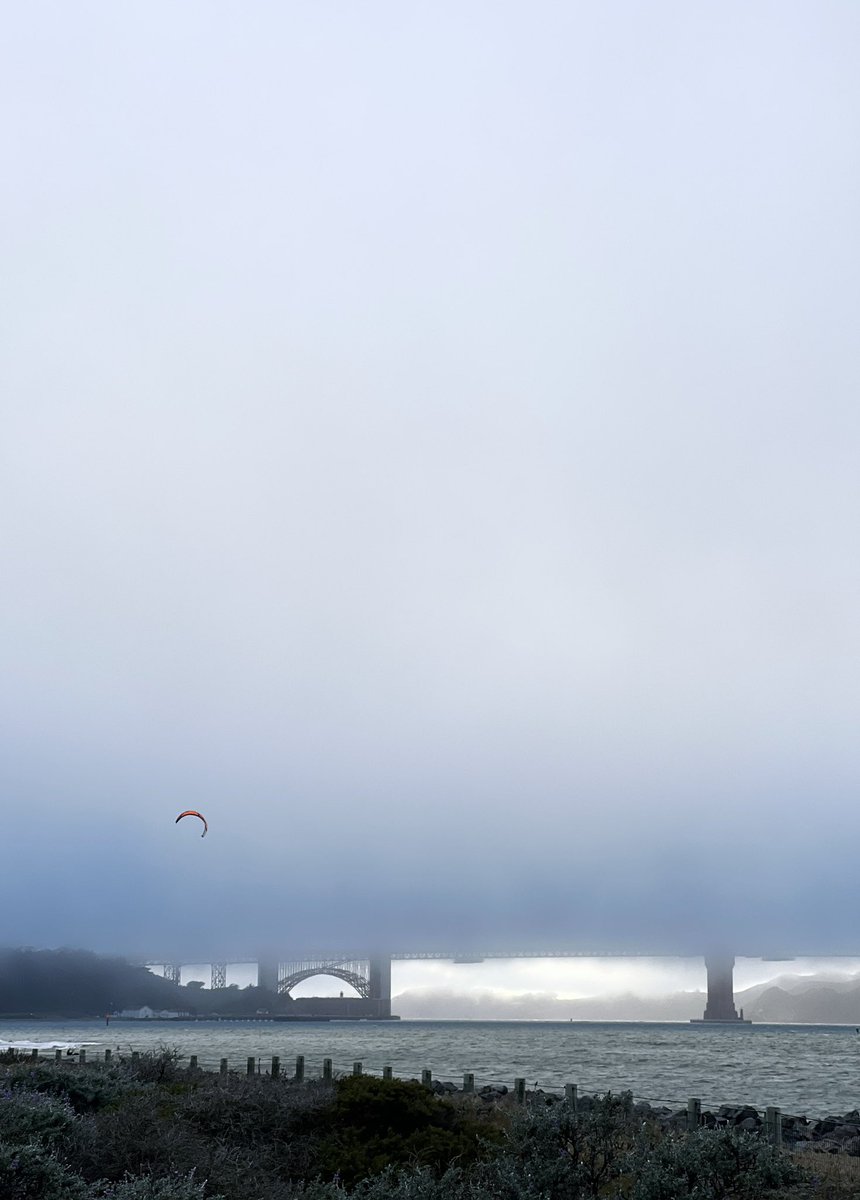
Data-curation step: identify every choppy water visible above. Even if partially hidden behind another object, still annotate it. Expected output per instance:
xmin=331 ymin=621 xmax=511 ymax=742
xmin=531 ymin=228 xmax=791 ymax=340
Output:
xmin=2 ymin=1019 xmax=859 ymax=1116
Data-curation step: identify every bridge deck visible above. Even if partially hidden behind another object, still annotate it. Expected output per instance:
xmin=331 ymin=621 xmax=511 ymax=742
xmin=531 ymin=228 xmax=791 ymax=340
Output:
xmin=144 ymin=950 xmax=844 ymax=967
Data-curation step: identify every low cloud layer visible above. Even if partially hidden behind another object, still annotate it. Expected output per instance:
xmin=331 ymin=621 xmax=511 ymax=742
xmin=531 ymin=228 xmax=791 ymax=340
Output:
xmin=2 ymin=3 xmax=859 ymax=961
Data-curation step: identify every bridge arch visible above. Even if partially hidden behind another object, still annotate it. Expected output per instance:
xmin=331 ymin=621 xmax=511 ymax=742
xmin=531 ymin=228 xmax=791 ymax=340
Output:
xmin=279 ymin=966 xmax=369 ymax=998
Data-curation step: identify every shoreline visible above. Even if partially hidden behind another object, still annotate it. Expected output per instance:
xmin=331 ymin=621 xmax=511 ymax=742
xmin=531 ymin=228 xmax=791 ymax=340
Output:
xmin=2 ymin=1047 xmax=858 ymax=1144
xmin=3 ymin=1014 xmax=860 ymax=1028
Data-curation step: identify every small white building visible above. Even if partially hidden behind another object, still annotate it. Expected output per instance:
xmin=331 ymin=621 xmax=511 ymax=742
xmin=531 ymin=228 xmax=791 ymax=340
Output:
xmin=114 ymin=1006 xmax=187 ymax=1019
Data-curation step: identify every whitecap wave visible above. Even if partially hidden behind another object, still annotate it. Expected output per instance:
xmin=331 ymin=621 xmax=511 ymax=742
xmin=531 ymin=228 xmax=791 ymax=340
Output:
xmin=0 ymin=1040 xmax=102 ymax=1050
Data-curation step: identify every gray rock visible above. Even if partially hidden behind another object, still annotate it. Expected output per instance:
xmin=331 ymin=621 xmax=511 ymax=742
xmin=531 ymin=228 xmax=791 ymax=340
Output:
xmin=828 ymin=1124 xmax=859 ymax=1141
xmin=738 ymin=1117 xmax=758 ymax=1132
xmin=733 ymin=1107 xmax=760 ymax=1127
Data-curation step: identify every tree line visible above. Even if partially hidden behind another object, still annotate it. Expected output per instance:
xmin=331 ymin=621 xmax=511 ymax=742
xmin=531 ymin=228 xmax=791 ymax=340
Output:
xmin=0 ymin=948 xmax=286 ymax=1016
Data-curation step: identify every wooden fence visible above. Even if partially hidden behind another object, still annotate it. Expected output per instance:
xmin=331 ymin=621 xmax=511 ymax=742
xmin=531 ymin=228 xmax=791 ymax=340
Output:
xmin=19 ymin=1047 xmax=785 ymax=1146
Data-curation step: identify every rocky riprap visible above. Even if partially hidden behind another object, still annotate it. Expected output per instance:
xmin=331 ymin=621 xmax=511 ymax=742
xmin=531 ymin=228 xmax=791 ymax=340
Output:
xmin=636 ymin=1101 xmax=860 ymax=1156
xmin=424 ymin=1080 xmax=860 ymax=1155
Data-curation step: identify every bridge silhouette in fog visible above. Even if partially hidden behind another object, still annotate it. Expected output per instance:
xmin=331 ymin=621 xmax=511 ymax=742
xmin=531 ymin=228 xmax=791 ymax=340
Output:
xmin=146 ymin=949 xmax=824 ymax=1023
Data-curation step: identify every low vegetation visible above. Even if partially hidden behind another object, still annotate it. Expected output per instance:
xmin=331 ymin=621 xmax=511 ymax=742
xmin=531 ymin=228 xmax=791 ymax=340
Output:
xmin=0 ymin=1050 xmax=850 ymax=1199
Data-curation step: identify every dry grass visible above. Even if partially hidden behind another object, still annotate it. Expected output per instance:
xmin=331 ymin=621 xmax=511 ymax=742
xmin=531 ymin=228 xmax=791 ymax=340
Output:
xmin=792 ymin=1146 xmax=860 ymax=1198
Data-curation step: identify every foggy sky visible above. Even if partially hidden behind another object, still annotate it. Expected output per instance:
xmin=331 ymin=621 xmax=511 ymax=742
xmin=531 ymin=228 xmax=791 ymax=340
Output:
xmin=2 ymin=3 xmax=860 ymax=959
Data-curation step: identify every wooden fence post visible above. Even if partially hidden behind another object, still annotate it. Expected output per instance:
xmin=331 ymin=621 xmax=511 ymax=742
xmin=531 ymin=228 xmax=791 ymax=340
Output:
xmin=352 ymin=1061 xmax=362 ymax=1076
xmin=55 ymin=1050 xmax=62 ymax=1063
xmin=271 ymin=1055 xmax=280 ymax=1079
xmin=323 ymin=1058 xmax=332 ymax=1081
xmin=247 ymin=1057 xmax=256 ymax=1076
xmin=79 ymin=1050 xmax=86 ymax=1065
xmin=421 ymin=1069 xmax=432 ymax=1088
xmin=188 ymin=1054 xmax=196 ymax=1070
xmin=105 ymin=1049 xmax=112 ymax=1064
xmin=220 ymin=1058 xmax=228 ymax=1076
xmin=463 ymin=1072 xmax=474 ymax=1093
xmin=295 ymin=1055 xmax=305 ymax=1082
xmin=766 ymin=1107 xmax=782 ymax=1147
xmin=383 ymin=1065 xmax=393 ymax=1081
xmin=687 ymin=1098 xmax=701 ymax=1132
xmin=514 ymin=1078 xmax=526 ymax=1104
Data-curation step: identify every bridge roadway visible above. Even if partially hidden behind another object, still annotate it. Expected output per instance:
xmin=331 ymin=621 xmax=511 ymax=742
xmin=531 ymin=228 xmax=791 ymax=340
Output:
xmin=144 ymin=949 xmax=839 ymax=1022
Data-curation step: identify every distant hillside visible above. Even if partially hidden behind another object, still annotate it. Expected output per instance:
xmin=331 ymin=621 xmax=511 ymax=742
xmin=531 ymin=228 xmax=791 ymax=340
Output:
xmin=0 ymin=948 xmax=184 ymax=1015
xmin=395 ymin=971 xmax=860 ymax=1023
xmin=0 ymin=948 xmax=286 ymax=1017
xmin=739 ymin=973 xmax=860 ymax=1024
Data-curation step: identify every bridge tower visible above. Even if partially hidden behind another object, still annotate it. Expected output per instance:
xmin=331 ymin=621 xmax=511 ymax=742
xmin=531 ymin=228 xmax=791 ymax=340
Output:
xmin=699 ymin=954 xmax=746 ymax=1022
xmin=257 ymin=959 xmax=280 ymax=993
xmin=368 ymin=955 xmax=391 ymax=1018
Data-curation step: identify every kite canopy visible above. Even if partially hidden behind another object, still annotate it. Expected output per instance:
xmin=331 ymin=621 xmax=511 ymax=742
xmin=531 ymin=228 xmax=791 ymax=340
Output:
xmin=175 ymin=810 xmax=208 ymax=837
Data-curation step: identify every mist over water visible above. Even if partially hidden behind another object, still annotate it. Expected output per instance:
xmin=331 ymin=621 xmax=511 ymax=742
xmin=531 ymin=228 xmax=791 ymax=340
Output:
xmin=2 ymin=3 xmax=860 ymax=960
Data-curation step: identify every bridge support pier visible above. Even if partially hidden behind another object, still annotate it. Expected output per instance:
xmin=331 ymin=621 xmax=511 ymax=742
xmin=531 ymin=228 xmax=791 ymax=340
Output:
xmin=211 ymin=962 xmax=227 ymax=990
xmin=693 ymin=954 xmax=749 ymax=1023
xmin=163 ymin=963 xmax=181 ymax=986
xmin=257 ymin=959 xmax=280 ymax=994
xmin=368 ymin=955 xmax=392 ymax=1018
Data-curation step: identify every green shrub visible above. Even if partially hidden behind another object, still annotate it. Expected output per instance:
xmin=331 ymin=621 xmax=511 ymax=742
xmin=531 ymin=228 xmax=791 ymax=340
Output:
xmin=89 ymin=1172 xmax=224 ymax=1199
xmin=454 ymin=1093 xmax=635 ymax=1200
xmin=0 ymin=1059 xmax=815 ymax=1200
xmin=0 ymin=1140 xmax=87 ymax=1199
xmin=123 ymin=1048 xmax=186 ymax=1085
xmin=80 ymin=1078 xmax=328 ymax=1200
xmin=178 ymin=1073 xmax=332 ymax=1148
xmin=630 ymin=1126 xmax=800 ymax=1200
xmin=0 ymin=1049 xmax=38 ymax=1064
xmin=309 ymin=1075 xmax=500 ymax=1186
xmin=0 ymin=1086 xmax=81 ymax=1152
xmin=7 ymin=1065 xmax=134 ymax=1113
xmin=75 ymin=1092 xmax=205 ymax=1184
xmin=175 ymin=1074 xmax=333 ymax=1191
xmin=351 ymin=1166 xmax=464 ymax=1199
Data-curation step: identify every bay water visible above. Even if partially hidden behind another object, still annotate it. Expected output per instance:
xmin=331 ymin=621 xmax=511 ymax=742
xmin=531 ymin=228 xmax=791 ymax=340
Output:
xmin=2 ymin=1019 xmax=859 ymax=1116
